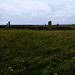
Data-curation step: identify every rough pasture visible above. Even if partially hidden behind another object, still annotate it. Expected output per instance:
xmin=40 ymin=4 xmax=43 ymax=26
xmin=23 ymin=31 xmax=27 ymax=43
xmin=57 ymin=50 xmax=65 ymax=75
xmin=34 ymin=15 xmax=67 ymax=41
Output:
xmin=0 ymin=29 xmax=75 ymax=75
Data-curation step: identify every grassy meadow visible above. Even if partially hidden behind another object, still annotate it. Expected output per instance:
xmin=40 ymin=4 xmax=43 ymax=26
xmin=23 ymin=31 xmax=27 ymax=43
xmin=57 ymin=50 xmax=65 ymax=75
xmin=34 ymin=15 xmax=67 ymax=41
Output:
xmin=0 ymin=29 xmax=75 ymax=75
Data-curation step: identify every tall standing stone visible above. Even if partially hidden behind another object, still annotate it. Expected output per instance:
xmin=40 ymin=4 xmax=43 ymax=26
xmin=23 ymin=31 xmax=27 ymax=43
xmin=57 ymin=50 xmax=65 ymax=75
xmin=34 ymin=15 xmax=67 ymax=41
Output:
xmin=8 ymin=21 xmax=10 ymax=25
xmin=48 ymin=21 xmax=52 ymax=26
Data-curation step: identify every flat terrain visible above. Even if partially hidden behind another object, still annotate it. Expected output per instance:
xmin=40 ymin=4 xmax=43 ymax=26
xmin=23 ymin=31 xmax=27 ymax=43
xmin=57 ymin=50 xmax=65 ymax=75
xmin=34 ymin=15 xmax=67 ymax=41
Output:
xmin=0 ymin=29 xmax=75 ymax=75
xmin=0 ymin=25 xmax=75 ymax=30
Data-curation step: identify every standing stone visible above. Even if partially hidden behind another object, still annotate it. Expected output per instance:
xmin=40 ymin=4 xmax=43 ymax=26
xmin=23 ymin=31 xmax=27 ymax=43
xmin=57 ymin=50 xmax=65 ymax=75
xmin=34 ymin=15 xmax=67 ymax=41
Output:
xmin=6 ymin=21 xmax=10 ymax=25
xmin=8 ymin=21 xmax=10 ymax=25
xmin=48 ymin=21 xmax=52 ymax=26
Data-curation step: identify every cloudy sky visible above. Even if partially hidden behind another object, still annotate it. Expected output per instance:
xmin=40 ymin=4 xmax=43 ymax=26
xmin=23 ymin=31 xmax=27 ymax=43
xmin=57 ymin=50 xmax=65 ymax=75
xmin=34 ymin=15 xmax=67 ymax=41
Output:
xmin=0 ymin=0 xmax=75 ymax=25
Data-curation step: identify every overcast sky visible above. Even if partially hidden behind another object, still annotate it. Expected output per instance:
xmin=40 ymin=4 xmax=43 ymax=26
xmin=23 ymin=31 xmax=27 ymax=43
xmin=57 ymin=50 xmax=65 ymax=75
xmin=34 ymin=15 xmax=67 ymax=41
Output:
xmin=0 ymin=0 xmax=75 ymax=25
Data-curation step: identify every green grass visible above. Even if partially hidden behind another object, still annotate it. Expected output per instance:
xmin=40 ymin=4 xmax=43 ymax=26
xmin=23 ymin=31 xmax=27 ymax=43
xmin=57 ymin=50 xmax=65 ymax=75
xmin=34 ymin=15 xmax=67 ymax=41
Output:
xmin=0 ymin=29 xmax=75 ymax=75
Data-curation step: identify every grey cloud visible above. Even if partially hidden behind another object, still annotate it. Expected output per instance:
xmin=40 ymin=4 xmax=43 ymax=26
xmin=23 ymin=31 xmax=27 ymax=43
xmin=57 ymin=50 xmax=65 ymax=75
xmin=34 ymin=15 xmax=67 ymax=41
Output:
xmin=0 ymin=0 xmax=75 ymax=25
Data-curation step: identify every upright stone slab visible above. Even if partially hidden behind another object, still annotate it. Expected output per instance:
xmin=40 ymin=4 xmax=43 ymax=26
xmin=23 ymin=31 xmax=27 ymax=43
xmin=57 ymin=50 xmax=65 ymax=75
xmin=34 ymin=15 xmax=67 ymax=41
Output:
xmin=6 ymin=21 xmax=10 ymax=25
xmin=8 ymin=21 xmax=10 ymax=25
xmin=48 ymin=21 xmax=52 ymax=26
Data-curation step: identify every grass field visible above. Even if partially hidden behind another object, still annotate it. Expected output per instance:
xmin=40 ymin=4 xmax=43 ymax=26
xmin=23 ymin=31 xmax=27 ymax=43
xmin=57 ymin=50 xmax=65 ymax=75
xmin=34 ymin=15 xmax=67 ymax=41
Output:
xmin=0 ymin=29 xmax=75 ymax=75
